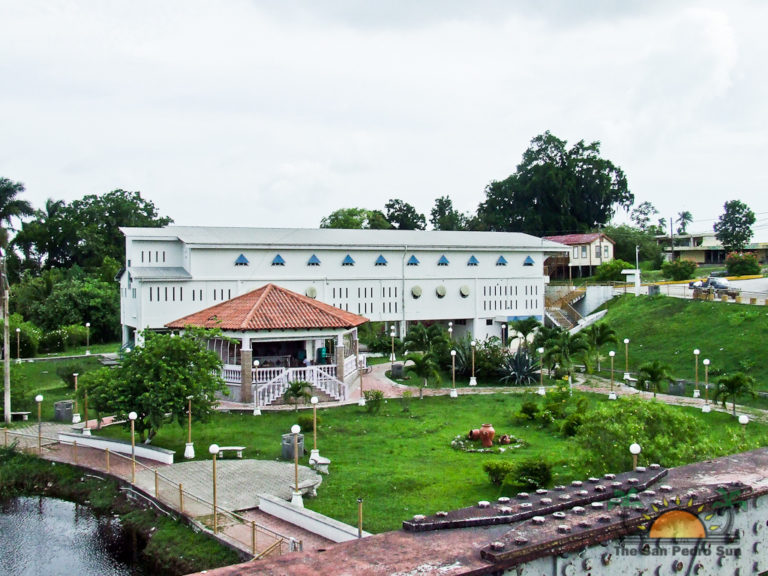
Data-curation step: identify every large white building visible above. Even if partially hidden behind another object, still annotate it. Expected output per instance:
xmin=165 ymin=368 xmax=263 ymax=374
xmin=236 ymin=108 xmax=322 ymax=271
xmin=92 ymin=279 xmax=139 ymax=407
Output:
xmin=119 ymin=226 xmax=567 ymax=346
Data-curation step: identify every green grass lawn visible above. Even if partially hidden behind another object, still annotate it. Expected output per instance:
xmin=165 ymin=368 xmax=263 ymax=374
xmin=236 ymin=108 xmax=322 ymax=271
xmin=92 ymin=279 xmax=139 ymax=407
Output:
xmin=93 ymin=392 xmax=767 ymax=533
xmin=592 ymin=295 xmax=768 ymax=405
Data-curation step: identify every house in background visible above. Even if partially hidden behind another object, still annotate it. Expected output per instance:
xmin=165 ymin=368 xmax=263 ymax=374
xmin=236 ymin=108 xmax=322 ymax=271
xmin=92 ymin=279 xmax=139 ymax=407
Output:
xmin=542 ymin=233 xmax=615 ymax=279
xmin=655 ymin=231 xmax=768 ymax=265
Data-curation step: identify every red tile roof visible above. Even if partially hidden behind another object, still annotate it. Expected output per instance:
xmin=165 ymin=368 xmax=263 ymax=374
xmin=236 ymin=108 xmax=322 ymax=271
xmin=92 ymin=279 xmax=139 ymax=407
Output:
xmin=166 ymin=284 xmax=368 ymax=331
xmin=543 ymin=233 xmax=614 ymax=246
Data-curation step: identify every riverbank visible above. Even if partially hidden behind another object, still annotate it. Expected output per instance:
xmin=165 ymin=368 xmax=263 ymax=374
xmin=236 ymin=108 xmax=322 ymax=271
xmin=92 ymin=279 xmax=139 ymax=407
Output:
xmin=0 ymin=446 xmax=241 ymax=575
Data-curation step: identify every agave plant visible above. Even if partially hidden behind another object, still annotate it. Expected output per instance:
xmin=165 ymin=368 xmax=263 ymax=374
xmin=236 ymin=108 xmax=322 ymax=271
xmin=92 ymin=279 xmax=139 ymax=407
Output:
xmin=500 ymin=349 xmax=539 ymax=386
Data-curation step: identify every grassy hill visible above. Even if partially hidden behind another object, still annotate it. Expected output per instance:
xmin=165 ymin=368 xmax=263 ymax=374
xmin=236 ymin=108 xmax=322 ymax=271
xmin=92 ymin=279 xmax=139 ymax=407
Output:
xmin=597 ymin=294 xmax=768 ymax=398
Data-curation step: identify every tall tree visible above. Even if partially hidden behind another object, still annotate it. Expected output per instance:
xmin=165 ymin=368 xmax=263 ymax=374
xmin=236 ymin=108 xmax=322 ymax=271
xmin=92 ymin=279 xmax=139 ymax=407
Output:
xmin=405 ymin=352 xmax=440 ymax=399
xmin=319 ymin=208 xmax=392 ymax=229
xmin=12 ymin=199 xmax=77 ymax=272
xmin=636 ymin=360 xmax=674 ymax=398
xmin=476 ymin=132 xmax=633 ymax=235
xmin=714 ymin=200 xmax=755 ymax=252
xmin=676 ymin=211 xmax=693 ymax=235
xmin=430 ymin=196 xmax=467 ymax=231
xmin=714 ymin=372 xmax=755 ymax=415
xmin=384 ymin=199 xmax=426 ymax=230
xmin=509 ymin=317 xmax=540 ymax=351
xmin=0 ymin=177 xmax=33 ymax=425
xmin=630 ymin=201 xmax=660 ymax=233
xmin=582 ymin=323 xmax=618 ymax=372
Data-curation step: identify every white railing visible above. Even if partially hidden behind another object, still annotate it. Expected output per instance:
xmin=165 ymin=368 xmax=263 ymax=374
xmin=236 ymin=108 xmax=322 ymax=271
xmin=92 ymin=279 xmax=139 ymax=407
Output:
xmin=249 ymin=366 xmax=348 ymax=406
xmin=343 ymin=354 xmax=358 ymax=377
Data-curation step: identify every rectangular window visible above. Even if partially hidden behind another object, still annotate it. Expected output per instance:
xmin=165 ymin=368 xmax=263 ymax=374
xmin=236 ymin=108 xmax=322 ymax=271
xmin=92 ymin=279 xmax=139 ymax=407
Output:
xmin=141 ymin=251 xmax=145 ymax=263
xmin=346 ymin=288 xmax=349 ymax=298
xmin=394 ymin=302 xmax=398 ymax=313
xmin=156 ymin=287 xmax=160 ymax=301
xmin=165 ymin=287 xmax=168 ymax=301
xmin=148 ymin=251 xmax=152 ymax=263
xmin=179 ymin=287 xmax=182 ymax=301
xmin=595 ymin=245 xmax=601 ymax=258
xmin=227 ymin=289 xmax=231 ymax=300
xmin=604 ymin=246 xmax=609 ymax=258
xmin=486 ymin=319 xmax=493 ymax=326
xmin=358 ymin=287 xmax=361 ymax=298
xmin=127 ymin=259 xmax=131 ymax=267
xmin=573 ymin=247 xmax=578 ymax=259
xmin=172 ymin=287 xmax=176 ymax=301
xmin=581 ymin=246 xmax=587 ymax=258
xmin=132 ymin=288 xmax=136 ymax=298
xmin=163 ymin=251 xmax=166 ymax=263
xmin=192 ymin=290 xmax=196 ymax=302
xmin=358 ymin=303 xmax=361 ymax=314
xmin=156 ymin=251 xmax=159 ymax=262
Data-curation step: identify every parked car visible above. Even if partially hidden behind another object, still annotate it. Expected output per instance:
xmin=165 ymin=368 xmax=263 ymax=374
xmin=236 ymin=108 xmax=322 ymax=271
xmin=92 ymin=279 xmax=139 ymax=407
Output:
xmin=688 ymin=277 xmax=730 ymax=290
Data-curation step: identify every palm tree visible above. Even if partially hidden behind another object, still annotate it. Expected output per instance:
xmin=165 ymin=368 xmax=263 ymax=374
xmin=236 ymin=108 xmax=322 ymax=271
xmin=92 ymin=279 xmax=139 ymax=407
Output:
xmin=582 ymin=323 xmax=618 ymax=372
xmin=283 ymin=380 xmax=312 ymax=412
xmin=405 ymin=352 xmax=440 ymax=399
xmin=403 ymin=323 xmax=448 ymax=355
xmin=0 ymin=177 xmax=34 ymax=248
xmin=676 ymin=211 xmax=693 ymax=235
xmin=545 ymin=331 xmax=589 ymax=379
xmin=637 ymin=360 xmax=674 ymax=398
xmin=510 ymin=317 xmax=540 ymax=351
xmin=713 ymin=373 xmax=755 ymax=415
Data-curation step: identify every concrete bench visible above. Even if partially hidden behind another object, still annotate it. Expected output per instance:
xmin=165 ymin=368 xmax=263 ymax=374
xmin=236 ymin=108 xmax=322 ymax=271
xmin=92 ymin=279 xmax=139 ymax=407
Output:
xmin=11 ymin=411 xmax=31 ymax=421
xmin=218 ymin=446 xmax=246 ymax=458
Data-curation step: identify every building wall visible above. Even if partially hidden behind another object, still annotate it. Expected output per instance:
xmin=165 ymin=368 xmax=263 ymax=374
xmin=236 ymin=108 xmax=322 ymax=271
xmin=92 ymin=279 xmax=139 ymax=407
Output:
xmin=120 ymin=229 xmax=563 ymax=345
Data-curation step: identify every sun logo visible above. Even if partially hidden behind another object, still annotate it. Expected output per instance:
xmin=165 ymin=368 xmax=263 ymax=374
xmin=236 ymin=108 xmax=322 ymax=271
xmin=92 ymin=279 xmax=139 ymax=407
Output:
xmin=638 ymin=496 xmax=714 ymax=538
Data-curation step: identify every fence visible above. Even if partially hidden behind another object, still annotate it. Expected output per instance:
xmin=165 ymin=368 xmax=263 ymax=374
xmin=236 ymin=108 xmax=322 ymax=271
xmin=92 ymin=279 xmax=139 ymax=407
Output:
xmin=0 ymin=428 xmax=298 ymax=558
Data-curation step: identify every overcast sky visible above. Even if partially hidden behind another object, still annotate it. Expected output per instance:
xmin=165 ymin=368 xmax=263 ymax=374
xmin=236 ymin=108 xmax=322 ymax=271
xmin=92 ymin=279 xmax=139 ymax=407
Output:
xmin=2 ymin=1 xmax=767 ymax=238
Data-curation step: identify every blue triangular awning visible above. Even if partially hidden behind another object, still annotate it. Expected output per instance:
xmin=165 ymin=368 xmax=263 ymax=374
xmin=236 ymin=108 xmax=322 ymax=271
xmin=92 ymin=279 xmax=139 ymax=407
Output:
xmin=272 ymin=254 xmax=286 ymax=265
xmin=496 ymin=255 xmax=508 ymax=266
xmin=407 ymin=255 xmax=420 ymax=266
xmin=375 ymin=254 xmax=388 ymax=265
xmin=467 ymin=255 xmax=479 ymax=266
xmin=524 ymin=255 xmax=535 ymax=266
xmin=437 ymin=254 xmax=450 ymax=266
xmin=342 ymin=254 xmax=355 ymax=265
xmin=308 ymin=254 xmax=321 ymax=265
xmin=235 ymin=254 xmax=249 ymax=265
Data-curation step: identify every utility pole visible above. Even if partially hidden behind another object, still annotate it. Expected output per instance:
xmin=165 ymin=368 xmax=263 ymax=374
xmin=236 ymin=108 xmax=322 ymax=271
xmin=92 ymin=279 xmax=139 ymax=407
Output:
xmin=2 ymin=252 xmax=11 ymax=425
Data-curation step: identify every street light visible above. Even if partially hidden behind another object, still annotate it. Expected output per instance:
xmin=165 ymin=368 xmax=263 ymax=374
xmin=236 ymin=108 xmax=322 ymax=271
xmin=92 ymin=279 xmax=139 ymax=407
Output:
xmin=629 ymin=443 xmax=641 ymax=470
xmin=389 ymin=326 xmax=396 ymax=367
xmin=448 ymin=322 xmax=453 ymax=340
xmin=623 ymin=338 xmax=630 ymax=380
xmin=35 ymin=394 xmax=43 ymax=454
xmin=357 ymin=356 xmax=366 ymax=407
xmin=209 ymin=444 xmax=220 ymax=533
xmin=15 ymin=327 xmax=20 ymax=364
xmin=252 ymin=360 xmax=261 ymax=416
xmin=72 ymin=372 xmax=81 ymax=424
xmin=537 ymin=347 xmax=545 ymax=396
xmin=501 ymin=324 xmax=507 ymax=347
xmin=469 ymin=340 xmax=477 ymax=386
xmin=310 ymin=397 xmax=320 ymax=462
xmin=184 ymin=395 xmax=195 ymax=459
xmin=129 ymin=411 xmax=138 ymax=483
xmin=738 ymin=415 xmax=749 ymax=442
xmin=450 ymin=350 xmax=457 ymax=398
xmin=85 ymin=322 xmax=91 ymax=355
xmin=608 ymin=351 xmax=617 ymax=400
xmin=291 ymin=424 xmax=303 ymax=507
xmin=693 ymin=349 xmax=701 ymax=398
xmin=703 ymin=359 xmax=710 ymax=405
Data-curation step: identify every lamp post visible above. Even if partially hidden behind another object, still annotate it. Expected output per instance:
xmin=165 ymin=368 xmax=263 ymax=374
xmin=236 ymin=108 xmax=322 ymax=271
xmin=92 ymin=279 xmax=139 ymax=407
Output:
xmin=693 ymin=349 xmax=700 ymax=398
xmin=623 ymin=338 xmax=630 ymax=380
xmin=738 ymin=415 xmax=749 ymax=440
xmin=72 ymin=372 xmax=81 ymax=424
xmin=291 ymin=424 xmax=304 ymax=507
xmin=390 ymin=326 xmax=396 ymax=367
xmin=537 ymin=347 xmax=546 ymax=396
xmin=310 ymin=397 xmax=320 ymax=462
xmin=450 ymin=350 xmax=457 ymax=398
xmin=85 ymin=322 xmax=91 ymax=355
xmin=469 ymin=340 xmax=477 ymax=387
xmin=209 ymin=444 xmax=219 ymax=533
xmin=357 ymin=497 xmax=364 ymax=538
xmin=252 ymin=360 xmax=261 ymax=416
xmin=128 ymin=411 xmax=137 ymax=484
xmin=357 ymin=356 xmax=366 ymax=407
xmin=703 ymin=359 xmax=710 ymax=405
xmin=608 ymin=351 xmax=617 ymax=400
xmin=82 ymin=386 xmax=90 ymax=435
xmin=15 ymin=327 xmax=20 ymax=364
xmin=629 ymin=443 xmax=641 ymax=470
xmin=501 ymin=324 xmax=507 ymax=347
xmin=448 ymin=322 xmax=453 ymax=340
xmin=184 ymin=395 xmax=195 ymax=459
xmin=35 ymin=394 xmax=43 ymax=454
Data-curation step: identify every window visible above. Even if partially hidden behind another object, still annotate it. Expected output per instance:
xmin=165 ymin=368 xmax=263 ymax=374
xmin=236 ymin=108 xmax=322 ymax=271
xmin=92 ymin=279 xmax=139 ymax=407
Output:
xmin=148 ymin=251 xmax=152 ymax=263
xmin=141 ymin=251 xmax=144 ymax=263
xmin=467 ymin=255 xmax=479 ymax=266
xmin=272 ymin=254 xmax=286 ymax=266
xmin=437 ymin=255 xmax=449 ymax=266
xmin=496 ymin=256 xmax=507 ymax=266
xmin=604 ymin=246 xmax=609 ymax=258
xmin=581 ymin=246 xmax=587 ymax=258
xmin=595 ymin=245 xmax=601 ymax=258
xmin=375 ymin=255 xmax=387 ymax=266
xmin=308 ymin=254 xmax=321 ymax=266
xmin=523 ymin=256 xmax=535 ymax=266
xmin=342 ymin=254 xmax=355 ymax=266
xmin=132 ymin=288 xmax=136 ymax=298
xmin=573 ymin=247 xmax=579 ymax=259
xmin=235 ymin=254 xmax=249 ymax=266
xmin=407 ymin=255 xmax=419 ymax=266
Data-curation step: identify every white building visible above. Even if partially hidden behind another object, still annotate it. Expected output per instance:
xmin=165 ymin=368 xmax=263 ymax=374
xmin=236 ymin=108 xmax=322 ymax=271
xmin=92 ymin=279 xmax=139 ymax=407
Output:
xmin=119 ymin=226 xmax=568 ymax=346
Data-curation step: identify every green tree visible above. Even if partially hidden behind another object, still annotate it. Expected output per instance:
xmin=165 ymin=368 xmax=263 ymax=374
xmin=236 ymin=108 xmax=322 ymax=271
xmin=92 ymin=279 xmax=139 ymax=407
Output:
xmin=724 ymin=252 xmax=761 ymax=276
xmin=384 ymin=199 xmax=426 ymax=230
xmin=403 ymin=323 xmax=448 ymax=355
xmin=713 ymin=372 xmax=755 ymax=415
xmin=602 ymin=224 xmax=662 ymax=267
xmin=676 ymin=211 xmax=693 ymax=235
xmin=661 ymin=259 xmax=697 ymax=281
xmin=11 ymin=199 xmax=75 ymax=273
xmin=429 ymin=196 xmax=467 ymax=231
xmin=283 ymin=380 xmax=313 ymax=412
xmin=83 ymin=328 xmax=227 ymax=441
xmin=0 ymin=177 xmax=34 ymax=248
xmin=405 ymin=352 xmax=440 ymax=399
xmin=544 ymin=330 xmax=589 ymax=379
xmin=594 ymin=259 xmax=633 ymax=282
xmin=476 ymin=131 xmax=633 ymax=235
xmin=319 ymin=208 xmax=392 ymax=229
xmin=714 ymin=200 xmax=755 ymax=252
xmin=509 ymin=318 xmax=540 ymax=351
xmin=636 ymin=360 xmax=674 ymax=398
xmin=630 ymin=201 xmax=659 ymax=233
xmin=582 ymin=323 xmax=617 ymax=372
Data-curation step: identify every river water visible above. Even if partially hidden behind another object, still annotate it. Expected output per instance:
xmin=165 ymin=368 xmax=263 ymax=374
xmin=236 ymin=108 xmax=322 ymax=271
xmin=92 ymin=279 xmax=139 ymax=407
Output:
xmin=0 ymin=496 xmax=148 ymax=576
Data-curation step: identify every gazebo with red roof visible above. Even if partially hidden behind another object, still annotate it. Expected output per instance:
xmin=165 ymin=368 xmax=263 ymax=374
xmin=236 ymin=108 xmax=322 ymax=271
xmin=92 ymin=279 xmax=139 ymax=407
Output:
xmin=166 ymin=284 xmax=369 ymax=406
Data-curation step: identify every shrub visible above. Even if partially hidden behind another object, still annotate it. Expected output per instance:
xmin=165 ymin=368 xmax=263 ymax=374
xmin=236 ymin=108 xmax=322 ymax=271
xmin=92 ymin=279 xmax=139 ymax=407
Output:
xmin=40 ymin=329 xmax=69 ymax=352
xmin=503 ymin=458 xmax=552 ymax=491
xmin=499 ymin=349 xmax=539 ymax=386
xmin=483 ymin=461 xmax=517 ymax=486
xmin=297 ymin=414 xmax=320 ymax=432
xmin=661 ymin=259 xmax=697 ymax=281
xmin=56 ymin=361 xmax=90 ymax=389
xmin=62 ymin=324 xmax=88 ymax=348
xmin=594 ymin=259 xmax=634 ymax=282
xmin=517 ymin=400 xmax=539 ymax=421
xmin=561 ymin=413 xmax=584 ymax=437
xmin=363 ymin=390 xmax=384 ymax=414
xmin=725 ymin=252 xmax=760 ymax=276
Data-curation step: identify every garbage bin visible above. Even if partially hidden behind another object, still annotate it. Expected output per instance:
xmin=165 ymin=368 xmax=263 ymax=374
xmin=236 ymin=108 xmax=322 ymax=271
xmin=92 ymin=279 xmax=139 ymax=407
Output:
xmin=54 ymin=400 xmax=74 ymax=422
xmin=281 ymin=433 xmax=305 ymax=460
xmin=648 ymin=285 xmax=660 ymax=296
xmin=391 ymin=363 xmax=404 ymax=378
